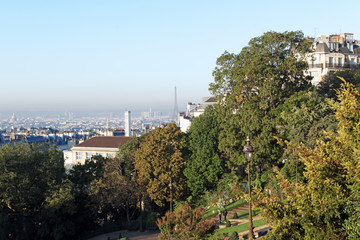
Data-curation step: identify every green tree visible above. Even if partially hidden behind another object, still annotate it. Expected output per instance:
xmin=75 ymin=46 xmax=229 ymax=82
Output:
xmin=257 ymin=79 xmax=360 ymax=239
xmin=0 ymin=144 xmax=65 ymax=240
xmin=318 ymin=64 xmax=360 ymax=99
xmin=38 ymin=179 xmax=77 ymax=240
xmin=184 ymin=106 xmax=226 ymax=198
xmin=276 ymin=90 xmax=337 ymax=184
xmin=67 ymin=155 xmax=108 ymax=236
xmin=209 ymin=31 xmax=312 ymax=168
xmin=90 ymin=139 xmax=141 ymax=224
xmin=134 ymin=122 xmax=186 ymax=207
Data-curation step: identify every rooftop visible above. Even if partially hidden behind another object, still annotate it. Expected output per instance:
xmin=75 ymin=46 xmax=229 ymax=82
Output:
xmin=75 ymin=136 xmax=133 ymax=148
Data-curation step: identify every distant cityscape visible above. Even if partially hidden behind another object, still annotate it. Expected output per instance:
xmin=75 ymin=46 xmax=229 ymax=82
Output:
xmin=0 ymin=109 xmax=174 ymax=149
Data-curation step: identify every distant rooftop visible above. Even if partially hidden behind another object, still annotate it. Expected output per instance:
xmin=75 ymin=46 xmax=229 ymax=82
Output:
xmin=75 ymin=136 xmax=133 ymax=148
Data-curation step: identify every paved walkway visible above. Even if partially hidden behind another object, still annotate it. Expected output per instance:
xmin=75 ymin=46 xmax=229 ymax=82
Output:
xmin=88 ymin=230 xmax=159 ymax=240
xmin=208 ymin=204 xmax=249 ymax=224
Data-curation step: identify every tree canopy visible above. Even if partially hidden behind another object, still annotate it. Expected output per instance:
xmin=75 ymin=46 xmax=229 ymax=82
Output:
xmin=135 ymin=122 xmax=186 ymax=207
xmin=209 ymin=31 xmax=313 ymax=167
xmin=257 ymin=79 xmax=360 ymax=239
xmin=184 ymin=105 xmax=226 ymax=198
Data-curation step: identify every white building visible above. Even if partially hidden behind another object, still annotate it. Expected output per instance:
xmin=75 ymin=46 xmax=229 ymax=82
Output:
xmin=64 ymin=136 xmax=133 ymax=169
xmin=178 ymin=96 xmax=217 ymax=132
xmin=306 ymin=33 xmax=360 ymax=85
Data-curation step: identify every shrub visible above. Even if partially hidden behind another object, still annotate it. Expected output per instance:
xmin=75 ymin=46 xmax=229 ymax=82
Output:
xmin=146 ymin=212 xmax=160 ymax=230
xmin=230 ymin=231 xmax=239 ymax=240
xmin=226 ymin=221 xmax=232 ymax=228
xmin=233 ymin=212 xmax=238 ymax=219
xmin=156 ymin=204 xmax=216 ymax=239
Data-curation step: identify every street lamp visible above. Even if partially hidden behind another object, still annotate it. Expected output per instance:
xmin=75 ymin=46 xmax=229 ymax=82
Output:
xmin=169 ymin=181 xmax=173 ymax=213
xmin=243 ymin=136 xmax=254 ymax=239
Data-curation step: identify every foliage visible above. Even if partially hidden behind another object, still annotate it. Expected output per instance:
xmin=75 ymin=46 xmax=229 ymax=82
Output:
xmin=90 ymin=156 xmax=140 ymax=224
xmin=135 ymin=122 xmax=186 ymax=207
xmin=275 ymin=89 xmax=337 ymax=185
xmin=278 ymin=89 xmax=337 ymax=149
xmin=156 ymin=204 xmax=216 ymax=240
xmin=226 ymin=220 xmax=232 ymax=227
xmin=89 ymin=138 xmax=141 ymax=224
xmin=67 ymin=155 xmax=108 ymax=237
xmin=38 ymin=179 xmax=77 ymax=240
xmin=343 ymin=192 xmax=360 ymax=239
xmin=230 ymin=231 xmax=239 ymax=240
xmin=184 ymin=105 xmax=226 ymax=199
xmin=209 ymin=31 xmax=312 ymax=169
xmin=318 ymin=64 xmax=360 ymax=99
xmin=68 ymin=155 xmax=107 ymax=193
xmin=115 ymin=137 xmax=140 ymax=178
xmin=146 ymin=212 xmax=160 ymax=230
xmin=0 ymin=144 xmax=67 ymax=239
xmin=257 ymin=79 xmax=360 ymax=239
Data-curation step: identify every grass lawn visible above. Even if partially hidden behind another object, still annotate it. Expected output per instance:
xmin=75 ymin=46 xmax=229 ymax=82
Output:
xmin=204 ymin=195 xmax=258 ymax=219
xmin=213 ymin=218 xmax=267 ymax=238
xmin=204 ymin=198 xmax=247 ymax=218
xmin=231 ymin=208 xmax=261 ymax=219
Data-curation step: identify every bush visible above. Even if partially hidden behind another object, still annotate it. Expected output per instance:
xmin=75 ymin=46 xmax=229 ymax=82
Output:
xmin=146 ymin=212 xmax=160 ymax=230
xmin=156 ymin=204 xmax=216 ymax=239
xmin=127 ymin=218 xmax=140 ymax=231
xmin=233 ymin=212 xmax=238 ymax=219
xmin=226 ymin=221 xmax=232 ymax=228
xmin=230 ymin=231 xmax=239 ymax=240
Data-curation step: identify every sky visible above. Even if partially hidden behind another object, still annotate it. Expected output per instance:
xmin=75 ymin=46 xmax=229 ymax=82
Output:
xmin=1 ymin=0 xmax=359 ymax=113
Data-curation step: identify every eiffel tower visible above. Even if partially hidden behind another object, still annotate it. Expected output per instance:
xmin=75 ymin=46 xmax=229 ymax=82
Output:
xmin=172 ymin=86 xmax=179 ymax=123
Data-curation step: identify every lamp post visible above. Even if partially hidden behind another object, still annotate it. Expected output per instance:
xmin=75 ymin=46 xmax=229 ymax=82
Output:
xmin=243 ymin=136 xmax=254 ymax=239
xmin=169 ymin=181 xmax=173 ymax=213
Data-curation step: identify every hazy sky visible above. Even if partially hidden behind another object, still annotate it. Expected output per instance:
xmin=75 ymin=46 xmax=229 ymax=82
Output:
xmin=1 ymin=0 xmax=359 ymax=113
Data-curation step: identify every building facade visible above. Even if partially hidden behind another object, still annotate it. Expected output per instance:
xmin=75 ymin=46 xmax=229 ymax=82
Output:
xmin=307 ymin=33 xmax=360 ymax=85
xmin=178 ymin=96 xmax=217 ymax=132
xmin=64 ymin=136 xmax=133 ymax=169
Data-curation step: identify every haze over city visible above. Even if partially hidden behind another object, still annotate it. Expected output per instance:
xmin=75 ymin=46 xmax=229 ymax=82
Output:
xmin=1 ymin=0 xmax=359 ymax=114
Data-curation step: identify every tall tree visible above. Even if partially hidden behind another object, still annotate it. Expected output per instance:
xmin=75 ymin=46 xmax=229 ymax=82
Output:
xmin=66 ymin=155 xmax=108 ymax=236
xmin=90 ymin=138 xmax=141 ymax=224
xmin=209 ymin=31 xmax=312 ymax=168
xmin=184 ymin=105 xmax=226 ymax=198
xmin=0 ymin=144 xmax=65 ymax=240
xmin=134 ymin=123 xmax=186 ymax=207
xmin=276 ymin=90 xmax=337 ymax=184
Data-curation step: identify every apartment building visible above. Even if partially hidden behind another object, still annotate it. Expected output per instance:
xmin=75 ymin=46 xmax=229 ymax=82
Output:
xmin=64 ymin=136 xmax=133 ymax=169
xmin=178 ymin=96 xmax=217 ymax=132
xmin=307 ymin=33 xmax=360 ymax=85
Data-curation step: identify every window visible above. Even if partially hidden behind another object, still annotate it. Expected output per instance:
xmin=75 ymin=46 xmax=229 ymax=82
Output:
xmin=338 ymin=58 xmax=343 ymax=66
xmin=76 ymin=152 xmax=82 ymax=160
xmin=86 ymin=152 xmax=92 ymax=159
xmin=350 ymin=58 xmax=356 ymax=66
xmin=106 ymin=153 xmax=114 ymax=158
xmin=329 ymin=57 xmax=334 ymax=67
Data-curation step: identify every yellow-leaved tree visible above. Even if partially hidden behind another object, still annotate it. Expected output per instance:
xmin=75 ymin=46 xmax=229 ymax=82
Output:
xmin=134 ymin=122 xmax=186 ymax=207
xmin=257 ymin=78 xmax=360 ymax=240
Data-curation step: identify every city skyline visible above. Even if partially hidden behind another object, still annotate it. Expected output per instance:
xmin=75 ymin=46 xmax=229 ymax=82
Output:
xmin=1 ymin=0 xmax=359 ymax=112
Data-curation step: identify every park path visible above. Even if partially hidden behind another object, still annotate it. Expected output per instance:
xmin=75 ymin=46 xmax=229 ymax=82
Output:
xmin=89 ymin=204 xmax=269 ymax=240
xmin=207 ymin=204 xmax=272 ymax=238
xmin=207 ymin=204 xmax=249 ymax=224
